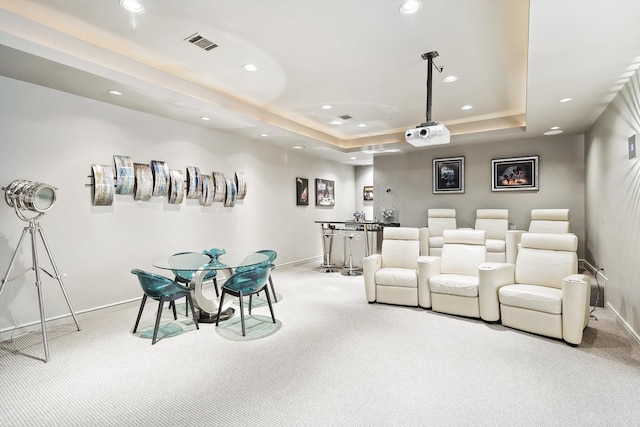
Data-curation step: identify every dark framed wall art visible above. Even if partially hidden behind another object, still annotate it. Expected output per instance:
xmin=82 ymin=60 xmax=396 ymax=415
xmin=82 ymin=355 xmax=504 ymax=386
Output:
xmin=363 ymin=186 xmax=373 ymax=201
xmin=296 ymin=177 xmax=309 ymax=205
xmin=492 ymin=155 xmax=539 ymax=191
xmin=315 ymin=178 xmax=335 ymax=206
xmin=433 ymin=157 xmax=464 ymax=194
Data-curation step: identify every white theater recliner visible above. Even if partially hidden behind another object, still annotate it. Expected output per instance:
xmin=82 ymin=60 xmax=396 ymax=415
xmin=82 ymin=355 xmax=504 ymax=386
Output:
xmin=505 ymin=208 xmax=570 ymax=264
xmin=474 ymin=209 xmax=509 ymax=262
xmin=419 ymin=208 xmax=457 ymax=256
xmin=363 ymin=227 xmax=430 ymax=308
xmin=423 ymin=229 xmax=487 ymax=318
xmin=478 ymin=232 xmax=590 ymax=345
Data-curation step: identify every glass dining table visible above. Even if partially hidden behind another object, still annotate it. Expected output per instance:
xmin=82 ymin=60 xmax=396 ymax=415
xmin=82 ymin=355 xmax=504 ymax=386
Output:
xmin=153 ymin=251 xmax=269 ymax=322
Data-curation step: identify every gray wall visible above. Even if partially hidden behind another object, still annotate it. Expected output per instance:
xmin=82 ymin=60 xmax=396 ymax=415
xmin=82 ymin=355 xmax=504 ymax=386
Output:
xmin=373 ymin=135 xmax=586 ymax=257
xmin=0 ymin=77 xmax=356 ymax=335
xmin=585 ymin=68 xmax=640 ymax=338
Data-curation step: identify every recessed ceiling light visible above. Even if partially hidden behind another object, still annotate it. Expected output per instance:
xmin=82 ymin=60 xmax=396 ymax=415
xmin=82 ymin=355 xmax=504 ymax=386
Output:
xmin=350 ymin=157 xmax=357 ymax=160
xmin=321 ymin=105 xmax=333 ymax=110
xmin=200 ymin=116 xmax=210 ymax=121
xmin=544 ymin=130 xmax=564 ymax=136
xmin=357 ymin=123 xmax=367 ymax=128
xmin=399 ymin=0 xmax=422 ymax=15
xmin=243 ymin=64 xmax=258 ymax=71
xmin=292 ymin=145 xmax=306 ymax=149
xmin=120 ymin=0 xmax=144 ymax=14
xmin=559 ymin=97 xmax=573 ymax=103
xmin=461 ymin=105 xmax=473 ymax=110
xmin=108 ymin=90 xmax=122 ymax=96
xmin=260 ymin=133 xmax=268 ymax=137
xmin=330 ymin=120 xmax=342 ymax=125
xmin=443 ymin=75 xmax=458 ymax=83
xmin=550 ymin=126 xmax=560 ymax=130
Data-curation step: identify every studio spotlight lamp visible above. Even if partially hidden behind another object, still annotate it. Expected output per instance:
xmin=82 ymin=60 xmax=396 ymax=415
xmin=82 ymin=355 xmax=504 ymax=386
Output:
xmin=1 ymin=179 xmax=80 ymax=363
xmin=4 ymin=179 xmax=57 ymax=219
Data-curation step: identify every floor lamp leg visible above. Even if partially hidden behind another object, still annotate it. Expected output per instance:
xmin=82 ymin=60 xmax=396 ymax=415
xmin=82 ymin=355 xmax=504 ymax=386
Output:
xmin=37 ymin=225 xmax=80 ymax=331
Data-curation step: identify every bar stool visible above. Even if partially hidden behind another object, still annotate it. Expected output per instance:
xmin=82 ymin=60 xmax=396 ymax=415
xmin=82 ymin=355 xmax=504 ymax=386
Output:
xmin=320 ymin=226 xmax=337 ymax=273
xmin=342 ymin=231 xmax=362 ymax=276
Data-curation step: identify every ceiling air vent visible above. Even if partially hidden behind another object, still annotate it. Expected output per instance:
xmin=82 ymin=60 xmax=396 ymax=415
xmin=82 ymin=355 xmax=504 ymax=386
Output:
xmin=184 ymin=33 xmax=218 ymax=51
xmin=339 ymin=115 xmax=352 ymax=120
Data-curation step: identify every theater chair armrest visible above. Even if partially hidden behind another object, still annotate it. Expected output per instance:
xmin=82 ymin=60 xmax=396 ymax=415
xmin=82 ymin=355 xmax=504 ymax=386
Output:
xmin=363 ymin=254 xmax=382 ymax=302
xmin=478 ymin=262 xmax=515 ymax=322
xmin=417 ymin=255 xmax=438 ymax=308
xmin=505 ymin=229 xmax=525 ymax=264
xmin=562 ymin=274 xmax=590 ymax=345
xmin=419 ymin=227 xmax=430 ymax=256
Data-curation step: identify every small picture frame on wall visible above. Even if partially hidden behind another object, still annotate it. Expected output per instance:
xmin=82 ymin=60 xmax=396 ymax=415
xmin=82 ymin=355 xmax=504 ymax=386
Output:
xmin=296 ymin=177 xmax=309 ymax=206
xmin=492 ymin=155 xmax=539 ymax=191
xmin=315 ymin=178 xmax=335 ymax=206
xmin=363 ymin=186 xmax=373 ymax=201
xmin=433 ymin=157 xmax=464 ymax=193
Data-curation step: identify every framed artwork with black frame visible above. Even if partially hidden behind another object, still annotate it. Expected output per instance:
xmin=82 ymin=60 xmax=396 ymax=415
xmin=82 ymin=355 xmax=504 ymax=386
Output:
xmin=315 ymin=178 xmax=335 ymax=206
xmin=491 ymin=155 xmax=539 ymax=191
xmin=433 ymin=156 xmax=464 ymax=194
xmin=363 ymin=186 xmax=373 ymax=201
xmin=296 ymin=177 xmax=309 ymax=205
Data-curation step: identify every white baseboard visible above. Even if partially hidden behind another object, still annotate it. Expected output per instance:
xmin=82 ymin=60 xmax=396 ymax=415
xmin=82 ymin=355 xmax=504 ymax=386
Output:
xmin=606 ymin=302 xmax=640 ymax=346
xmin=579 ymin=259 xmax=609 ymax=281
xmin=0 ymin=298 xmax=140 ymax=342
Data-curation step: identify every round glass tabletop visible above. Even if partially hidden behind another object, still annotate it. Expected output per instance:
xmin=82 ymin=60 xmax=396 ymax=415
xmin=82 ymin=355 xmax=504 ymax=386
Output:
xmin=153 ymin=251 xmax=269 ymax=271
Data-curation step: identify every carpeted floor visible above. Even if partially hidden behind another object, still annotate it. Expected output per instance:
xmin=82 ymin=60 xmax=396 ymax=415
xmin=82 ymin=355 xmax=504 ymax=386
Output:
xmin=1 ymin=261 xmax=639 ymax=426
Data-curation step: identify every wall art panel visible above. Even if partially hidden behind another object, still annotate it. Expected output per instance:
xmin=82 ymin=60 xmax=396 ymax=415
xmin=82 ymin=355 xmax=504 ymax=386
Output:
xmin=91 ymin=164 xmax=114 ymax=206
xmin=200 ymin=174 xmax=214 ymax=206
xmin=168 ymin=169 xmax=185 ymax=204
xmin=133 ymin=162 xmax=153 ymax=201
xmin=186 ymin=166 xmax=201 ymax=199
xmin=113 ymin=155 xmax=134 ymax=195
xmin=235 ymin=172 xmax=247 ymax=199
xmin=224 ymin=178 xmax=237 ymax=207
xmin=213 ymin=172 xmax=226 ymax=202
xmin=151 ymin=160 xmax=170 ymax=197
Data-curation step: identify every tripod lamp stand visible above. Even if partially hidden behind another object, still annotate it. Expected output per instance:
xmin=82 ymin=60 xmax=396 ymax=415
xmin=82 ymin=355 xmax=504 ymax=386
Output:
xmin=1 ymin=180 xmax=80 ymax=363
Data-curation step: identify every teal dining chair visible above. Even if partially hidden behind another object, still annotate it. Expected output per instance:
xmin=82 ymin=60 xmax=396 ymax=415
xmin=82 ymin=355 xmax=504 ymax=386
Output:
xmin=236 ymin=249 xmax=278 ymax=302
xmin=215 ymin=264 xmax=275 ymax=336
xmin=131 ymin=268 xmax=199 ymax=344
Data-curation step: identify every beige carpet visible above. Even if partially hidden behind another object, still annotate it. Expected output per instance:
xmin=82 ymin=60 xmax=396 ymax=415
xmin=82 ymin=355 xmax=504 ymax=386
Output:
xmin=1 ymin=261 xmax=639 ymax=426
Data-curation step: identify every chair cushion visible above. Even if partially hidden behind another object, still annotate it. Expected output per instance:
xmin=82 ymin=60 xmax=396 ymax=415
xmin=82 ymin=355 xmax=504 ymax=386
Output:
xmin=427 ymin=209 xmax=457 ymax=237
xmin=486 ymin=238 xmax=506 ymax=252
xmin=516 ymin=233 xmax=578 ymax=289
xmin=428 ymin=236 xmax=444 ymax=249
xmin=440 ymin=231 xmax=486 ymax=276
xmin=429 ymin=274 xmax=479 ymax=297
xmin=528 ymin=209 xmax=570 ymax=234
xmin=381 ymin=240 xmax=419 ymax=269
xmin=475 ymin=209 xmax=509 ymax=240
xmin=499 ymin=284 xmax=562 ymax=314
xmin=375 ymin=268 xmax=417 ymax=288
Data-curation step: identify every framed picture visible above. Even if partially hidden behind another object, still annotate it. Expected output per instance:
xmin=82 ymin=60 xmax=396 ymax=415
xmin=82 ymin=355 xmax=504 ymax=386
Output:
xmin=315 ymin=178 xmax=335 ymax=206
xmin=296 ymin=177 xmax=309 ymax=206
xmin=363 ymin=186 xmax=373 ymax=201
xmin=433 ymin=157 xmax=464 ymax=193
xmin=492 ymin=155 xmax=539 ymax=191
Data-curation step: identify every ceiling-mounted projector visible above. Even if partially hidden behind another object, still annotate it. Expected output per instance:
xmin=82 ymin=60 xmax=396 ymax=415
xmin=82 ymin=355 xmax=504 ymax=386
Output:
xmin=406 ymin=50 xmax=450 ymax=147
xmin=405 ymin=123 xmax=450 ymax=147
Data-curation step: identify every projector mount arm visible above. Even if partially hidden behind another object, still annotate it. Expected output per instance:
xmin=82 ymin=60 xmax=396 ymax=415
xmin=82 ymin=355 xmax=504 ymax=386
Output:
xmin=419 ymin=51 xmax=444 ymax=127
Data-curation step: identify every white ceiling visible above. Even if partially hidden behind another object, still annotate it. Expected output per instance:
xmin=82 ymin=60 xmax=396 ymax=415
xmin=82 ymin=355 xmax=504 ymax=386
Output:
xmin=1 ymin=0 xmax=639 ymax=165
